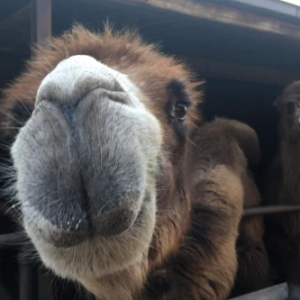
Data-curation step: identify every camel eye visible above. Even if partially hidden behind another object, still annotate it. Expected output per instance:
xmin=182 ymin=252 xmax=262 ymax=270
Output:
xmin=174 ymin=103 xmax=187 ymax=121
xmin=287 ymin=102 xmax=295 ymax=115
xmin=166 ymin=79 xmax=191 ymax=138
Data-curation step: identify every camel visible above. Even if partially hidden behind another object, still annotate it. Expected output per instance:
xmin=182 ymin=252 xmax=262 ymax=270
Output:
xmin=191 ymin=118 xmax=269 ymax=298
xmin=264 ymin=80 xmax=300 ymax=285
xmin=0 ymin=25 xmax=260 ymax=299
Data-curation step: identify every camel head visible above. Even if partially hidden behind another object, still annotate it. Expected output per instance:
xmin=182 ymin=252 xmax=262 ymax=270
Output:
xmin=2 ymin=25 xmax=201 ymax=299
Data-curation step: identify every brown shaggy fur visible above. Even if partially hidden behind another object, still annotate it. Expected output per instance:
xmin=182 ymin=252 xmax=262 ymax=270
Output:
xmin=190 ymin=118 xmax=269 ymax=299
xmin=0 ymin=25 xmax=260 ymax=299
xmin=264 ymin=80 xmax=300 ymax=284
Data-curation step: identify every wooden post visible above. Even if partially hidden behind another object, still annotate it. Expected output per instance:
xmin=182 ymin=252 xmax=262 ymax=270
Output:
xmin=31 ymin=0 xmax=52 ymax=46
xmin=37 ymin=268 xmax=54 ymax=300
xmin=19 ymin=252 xmax=38 ymax=300
xmin=0 ymin=256 xmax=14 ymax=300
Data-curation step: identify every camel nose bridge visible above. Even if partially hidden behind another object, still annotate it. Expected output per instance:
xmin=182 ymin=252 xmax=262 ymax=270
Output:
xmin=35 ymin=55 xmax=123 ymax=107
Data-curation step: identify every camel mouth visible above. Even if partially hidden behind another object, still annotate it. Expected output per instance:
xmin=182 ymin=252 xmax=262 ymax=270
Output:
xmin=23 ymin=198 xmax=139 ymax=248
xmin=22 ymin=190 xmax=144 ymax=248
xmin=24 ymin=195 xmax=156 ymax=279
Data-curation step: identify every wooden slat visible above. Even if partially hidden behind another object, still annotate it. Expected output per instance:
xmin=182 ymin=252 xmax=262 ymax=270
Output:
xmin=31 ymin=0 xmax=52 ymax=46
xmin=85 ymin=0 xmax=300 ymax=40
xmin=0 ymin=233 xmax=27 ymax=249
xmin=243 ymin=205 xmax=300 ymax=217
xmin=229 ymin=283 xmax=289 ymax=300
xmin=191 ymin=58 xmax=299 ymax=85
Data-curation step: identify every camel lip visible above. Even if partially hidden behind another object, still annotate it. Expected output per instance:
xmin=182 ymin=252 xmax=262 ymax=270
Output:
xmin=22 ymin=193 xmax=156 ymax=281
xmin=23 ymin=192 xmax=147 ymax=248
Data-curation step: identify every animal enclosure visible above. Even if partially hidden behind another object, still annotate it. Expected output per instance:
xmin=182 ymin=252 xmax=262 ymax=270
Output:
xmin=1 ymin=0 xmax=300 ymax=299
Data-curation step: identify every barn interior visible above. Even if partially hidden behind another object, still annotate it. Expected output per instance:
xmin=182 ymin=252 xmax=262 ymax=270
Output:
xmin=1 ymin=0 xmax=300 ymax=299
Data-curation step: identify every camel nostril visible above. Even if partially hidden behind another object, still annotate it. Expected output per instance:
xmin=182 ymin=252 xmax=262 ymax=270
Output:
xmin=49 ymin=227 xmax=87 ymax=248
xmin=29 ymin=213 xmax=90 ymax=248
xmin=92 ymin=207 xmax=138 ymax=236
xmin=87 ymin=190 xmax=143 ymax=236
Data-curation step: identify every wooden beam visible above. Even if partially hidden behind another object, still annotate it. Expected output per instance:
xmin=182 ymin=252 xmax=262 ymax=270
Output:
xmin=191 ymin=58 xmax=300 ymax=85
xmin=86 ymin=0 xmax=300 ymax=40
xmin=31 ymin=0 xmax=52 ymax=46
